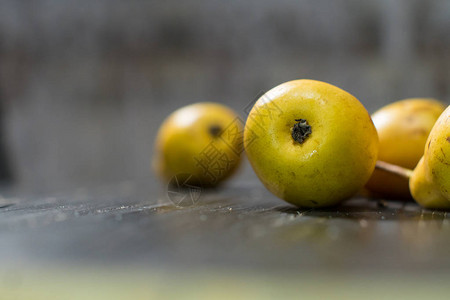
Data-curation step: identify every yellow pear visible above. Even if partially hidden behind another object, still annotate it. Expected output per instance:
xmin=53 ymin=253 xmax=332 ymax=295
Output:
xmin=410 ymin=105 xmax=450 ymax=208
xmin=153 ymin=102 xmax=243 ymax=187
xmin=244 ymin=79 xmax=379 ymax=208
xmin=366 ymin=98 xmax=446 ymax=199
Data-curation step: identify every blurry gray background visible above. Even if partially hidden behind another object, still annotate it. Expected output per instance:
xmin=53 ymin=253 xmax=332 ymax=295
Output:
xmin=0 ymin=0 xmax=449 ymax=193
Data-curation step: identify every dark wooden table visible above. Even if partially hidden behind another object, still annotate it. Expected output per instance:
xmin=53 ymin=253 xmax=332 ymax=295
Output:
xmin=1 ymin=175 xmax=450 ymax=299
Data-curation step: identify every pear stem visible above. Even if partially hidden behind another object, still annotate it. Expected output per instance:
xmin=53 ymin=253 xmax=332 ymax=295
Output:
xmin=375 ymin=160 xmax=413 ymax=179
xmin=291 ymin=119 xmax=312 ymax=144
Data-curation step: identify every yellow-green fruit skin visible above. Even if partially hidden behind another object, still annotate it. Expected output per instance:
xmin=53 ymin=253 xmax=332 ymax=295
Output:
xmin=153 ymin=102 xmax=243 ymax=186
xmin=410 ymin=105 xmax=450 ymax=208
xmin=244 ymin=79 xmax=379 ymax=208
xmin=366 ymin=98 xmax=446 ymax=199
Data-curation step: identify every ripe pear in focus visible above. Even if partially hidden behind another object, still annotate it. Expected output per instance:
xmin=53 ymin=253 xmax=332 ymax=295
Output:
xmin=410 ymin=105 xmax=450 ymax=209
xmin=153 ymin=102 xmax=243 ymax=187
xmin=244 ymin=79 xmax=379 ymax=208
xmin=366 ymin=98 xmax=446 ymax=199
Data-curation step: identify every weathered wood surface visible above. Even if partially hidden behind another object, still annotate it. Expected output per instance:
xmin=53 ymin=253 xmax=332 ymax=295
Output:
xmin=1 ymin=177 xmax=450 ymax=274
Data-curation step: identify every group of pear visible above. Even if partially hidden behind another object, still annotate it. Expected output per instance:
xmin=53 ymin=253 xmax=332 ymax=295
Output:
xmin=153 ymin=79 xmax=450 ymax=209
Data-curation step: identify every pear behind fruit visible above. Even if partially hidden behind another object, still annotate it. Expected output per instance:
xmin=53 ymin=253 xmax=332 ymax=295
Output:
xmin=410 ymin=106 xmax=450 ymax=208
xmin=366 ymin=98 xmax=446 ymax=200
